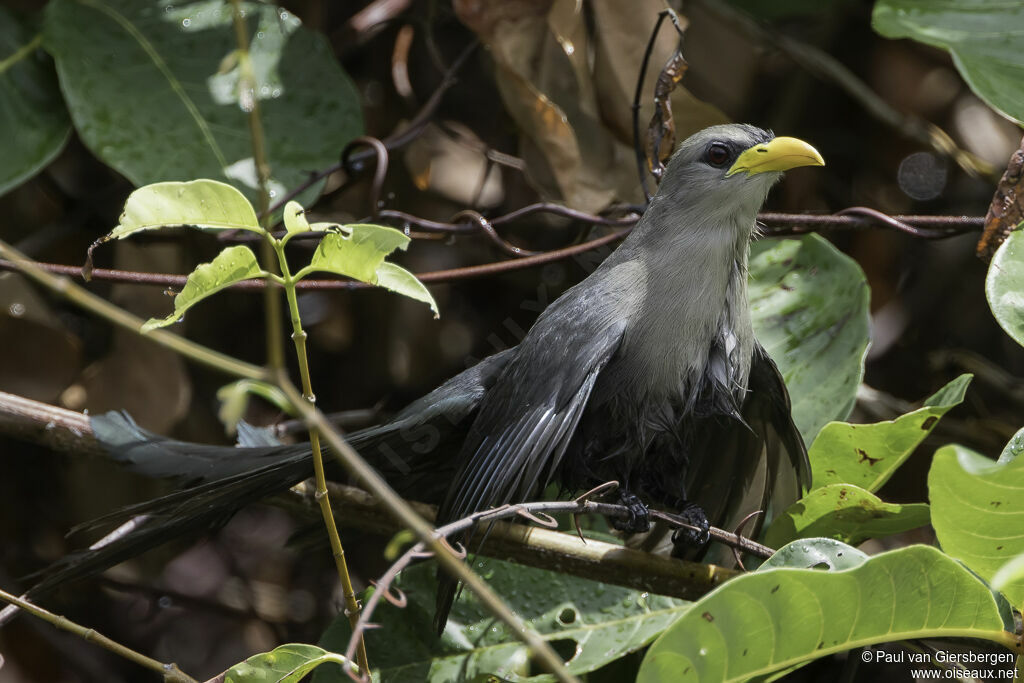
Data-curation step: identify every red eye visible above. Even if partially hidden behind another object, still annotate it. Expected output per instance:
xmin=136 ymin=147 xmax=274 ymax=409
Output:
xmin=706 ymin=143 xmax=730 ymax=167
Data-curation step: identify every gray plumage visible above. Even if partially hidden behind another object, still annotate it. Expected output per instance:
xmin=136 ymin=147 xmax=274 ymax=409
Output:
xmin=32 ymin=124 xmax=815 ymax=635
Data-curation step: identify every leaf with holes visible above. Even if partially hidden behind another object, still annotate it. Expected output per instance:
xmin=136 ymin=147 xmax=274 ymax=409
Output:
xmin=637 ymin=545 xmax=1016 ymax=683
xmin=749 ymin=235 xmax=871 ymax=444
xmin=142 ymin=245 xmax=264 ymax=331
xmin=0 ymin=6 xmax=71 ymax=196
xmin=986 ymin=228 xmax=1024 ymax=348
xmin=106 ymin=180 xmax=262 ymax=242
xmin=809 ymin=374 xmax=971 ymax=492
xmin=929 ymin=443 xmax=1024 ymax=607
xmin=223 ymin=643 xmax=352 ymax=682
xmin=764 ymin=484 xmax=929 ymax=548
xmin=43 ymin=0 xmax=362 ymax=205
xmin=303 ymin=225 xmax=412 ymax=284
xmin=313 ymin=558 xmax=691 ymax=682
xmin=760 ymin=537 xmax=868 ymax=571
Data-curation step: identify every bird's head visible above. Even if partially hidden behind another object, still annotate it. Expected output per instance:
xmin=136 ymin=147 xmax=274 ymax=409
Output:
xmin=652 ymin=124 xmax=824 ymax=231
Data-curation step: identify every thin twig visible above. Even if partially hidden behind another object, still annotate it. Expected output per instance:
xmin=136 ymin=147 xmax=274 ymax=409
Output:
xmin=0 ymin=586 xmax=198 ymax=682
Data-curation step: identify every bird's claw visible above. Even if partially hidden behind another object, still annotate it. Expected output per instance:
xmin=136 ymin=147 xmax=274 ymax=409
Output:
xmin=612 ymin=492 xmax=651 ymax=533
xmin=671 ymin=503 xmax=711 ymax=548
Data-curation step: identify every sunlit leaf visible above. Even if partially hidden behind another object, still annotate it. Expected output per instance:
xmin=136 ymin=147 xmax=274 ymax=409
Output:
xmin=765 ymin=484 xmax=929 ymax=548
xmin=760 ymin=537 xmax=868 ymax=571
xmin=375 ymin=262 xmax=439 ymax=318
xmin=986 ymin=228 xmax=1024 ymax=347
xmin=0 ymin=6 xmax=71 ymax=196
xmin=929 ymin=443 xmax=1024 ymax=607
xmin=305 ymin=225 xmax=411 ymax=283
xmin=108 ymin=179 xmax=261 ymax=240
xmin=749 ymin=235 xmax=871 ymax=444
xmin=142 ymin=245 xmax=263 ymax=331
xmin=809 ymin=374 xmax=971 ymax=491
xmin=638 ymin=545 xmax=1014 ymax=683
xmin=224 ymin=643 xmax=351 ymax=683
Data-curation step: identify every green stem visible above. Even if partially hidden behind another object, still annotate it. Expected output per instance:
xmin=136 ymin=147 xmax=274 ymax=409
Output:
xmin=275 ymin=379 xmax=579 ymax=683
xmin=0 ymin=587 xmax=198 ymax=682
xmin=274 ymin=241 xmax=370 ymax=674
xmin=229 ymin=0 xmax=285 ymax=373
xmin=0 ymin=238 xmax=265 ymax=381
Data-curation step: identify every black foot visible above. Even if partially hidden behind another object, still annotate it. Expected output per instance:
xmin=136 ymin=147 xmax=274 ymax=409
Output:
xmin=612 ymin=492 xmax=651 ymax=533
xmin=671 ymin=503 xmax=711 ymax=548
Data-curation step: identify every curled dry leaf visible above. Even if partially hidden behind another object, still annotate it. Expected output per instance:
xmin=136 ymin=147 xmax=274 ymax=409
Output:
xmin=645 ymin=49 xmax=689 ymax=180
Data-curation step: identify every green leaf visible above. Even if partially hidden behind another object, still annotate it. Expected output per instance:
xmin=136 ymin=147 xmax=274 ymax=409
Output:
xmin=749 ymin=235 xmax=870 ymax=444
xmin=637 ymin=545 xmax=1015 ymax=683
xmin=992 ymin=553 xmax=1024 ymax=606
xmin=225 ymin=643 xmax=351 ymax=682
xmin=108 ymin=179 xmax=261 ymax=240
xmin=305 ymin=225 xmax=411 ymax=283
xmin=216 ymin=379 xmax=295 ymax=435
xmin=142 ymin=245 xmax=263 ymax=331
xmin=999 ymin=426 xmax=1024 ymax=464
xmin=375 ymin=262 xmax=439 ymax=318
xmin=809 ymin=374 xmax=971 ymax=492
xmin=929 ymin=443 xmax=1024 ymax=607
xmin=986 ymin=227 xmax=1024 ymax=347
xmin=43 ymin=0 xmax=363 ymax=205
xmin=764 ymin=484 xmax=930 ymax=548
xmin=0 ymin=7 xmax=71 ymax=196
xmin=873 ymin=0 xmax=1024 ymax=125
xmin=760 ymin=537 xmax=868 ymax=571
xmin=314 ymin=558 xmax=690 ymax=682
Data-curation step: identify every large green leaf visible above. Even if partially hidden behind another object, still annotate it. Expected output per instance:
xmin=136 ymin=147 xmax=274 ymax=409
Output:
xmin=0 ymin=6 xmax=70 ymax=196
xmin=809 ymin=374 xmax=971 ymax=492
xmin=314 ymin=558 xmax=690 ymax=682
xmin=142 ymin=245 xmax=264 ymax=331
xmin=43 ymin=0 xmax=362 ymax=204
xmin=638 ymin=545 xmax=1015 ymax=683
xmin=765 ymin=484 xmax=929 ymax=548
xmin=986 ymin=227 xmax=1024 ymax=348
xmin=873 ymin=0 xmax=1024 ymax=124
xmin=108 ymin=179 xmax=261 ymax=240
xmin=929 ymin=443 xmax=1024 ymax=607
xmin=749 ymin=235 xmax=870 ymax=444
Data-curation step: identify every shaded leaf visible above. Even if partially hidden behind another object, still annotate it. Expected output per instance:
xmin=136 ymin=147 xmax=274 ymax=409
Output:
xmin=314 ymin=558 xmax=690 ymax=682
xmin=749 ymin=235 xmax=871 ymax=444
xmin=217 ymin=379 xmax=295 ymax=435
xmin=305 ymin=225 xmax=411 ymax=283
xmin=986 ymin=227 xmax=1024 ymax=347
xmin=107 ymin=180 xmax=261 ymax=241
xmin=809 ymin=374 xmax=971 ymax=491
xmin=375 ymin=262 xmax=439 ymax=318
xmin=43 ymin=0 xmax=363 ymax=204
xmin=929 ymin=443 xmax=1024 ymax=607
xmin=764 ymin=484 xmax=929 ymax=548
xmin=638 ymin=545 xmax=1015 ymax=683
xmin=142 ymin=245 xmax=263 ymax=331
xmin=760 ymin=537 xmax=868 ymax=571
xmin=873 ymin=0 xmax=1024 ymax=125
xmin=224 ymin=643 xmax=351 ymax=683
xmin=0 ymin=6 xmax=71 ymax=196
xmin=992 ymin=553 xmax=1024 ymax=605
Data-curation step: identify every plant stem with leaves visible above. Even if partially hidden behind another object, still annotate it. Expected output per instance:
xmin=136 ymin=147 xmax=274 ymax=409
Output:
xmin=272 ymin=234 xmax=370 ymax=673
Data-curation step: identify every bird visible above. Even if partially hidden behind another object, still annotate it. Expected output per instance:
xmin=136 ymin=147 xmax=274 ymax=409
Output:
xmin=32 ymin=124 xmax=820 ymax=633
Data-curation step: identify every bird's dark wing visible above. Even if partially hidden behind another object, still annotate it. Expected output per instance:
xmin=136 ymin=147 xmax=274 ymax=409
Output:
xmin=27 ymin=349 xmax=517 ymax=599
xmin=433 ymin=295 xmax=627 ymax=631
xmin=680 ymin=341 xmax=809 ymax=564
